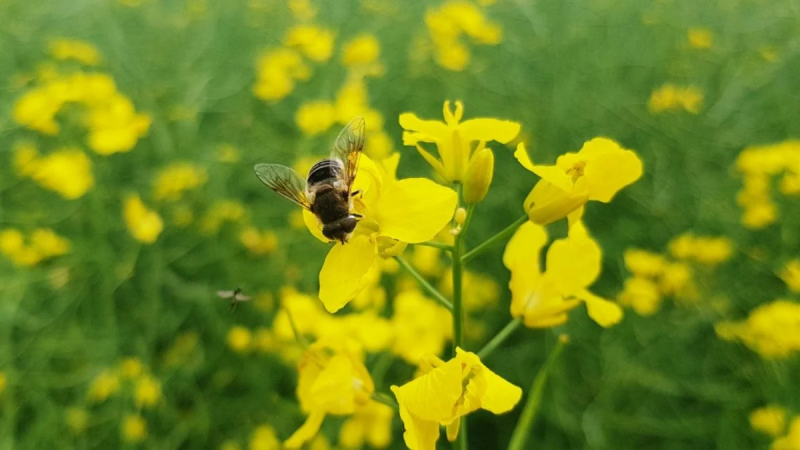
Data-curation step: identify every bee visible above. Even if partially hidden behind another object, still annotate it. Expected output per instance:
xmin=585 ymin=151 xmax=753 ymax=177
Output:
xmin=216 ymin=287 xmax=252 ymax=312
xmin=254 ymin=117 xmax=365 ymax=244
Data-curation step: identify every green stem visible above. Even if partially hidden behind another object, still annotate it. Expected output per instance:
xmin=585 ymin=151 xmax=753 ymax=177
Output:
xmin=477 ymin=318 xmax=523 ymax=359
xmin=461 ymin=214 xmax=528 ymax=264
xmin=415 ymin=241 xmax=454 ymax=252
xmin=507 ymin=337 xmax=568 ymax=450
xmin=371 ymin=392 xmax=398 ymax=409
xmin=452 ymin=204 xmax=474 ymax=450
xmin=394 ymin=256 xmax=453 ymax=311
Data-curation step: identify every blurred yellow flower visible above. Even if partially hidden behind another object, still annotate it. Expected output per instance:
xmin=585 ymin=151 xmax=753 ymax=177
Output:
xmin=134 ymin=375 xmax=162 ymax=409
xmin=86 ymin=94 xmax=152 ymax=155
xmin=121 ymin=415 xmax=147 ymax=443
xmin=412 ymin=245 xmax=443 ymax=277
xmin=239 ymin=227 xmax=278 ymax=255
xmin=735 ymin=140 xmax=800 ymax=228
xmin=227 ymin=326 xmax=253 ymax=353
xmin=12 ymin=85 xmax=64 ymax=134
xmin=249 ymin=424 xmax=280 ymax=450
xmin=339 ymin=401 xmax=394 ymax=449
xmin=163 ymin=332 xmax=199 ymax=367
xmin=65 ymin=407 xmax=89 ymax=435
xmin=750 ymin=405 xmax=787 ymax=438
xmin=87 ymin=370 xmax=120 ymax=402
xmin=317 ymin=312 xmax=394 ymax=353
xmin=217 ymin=144 xmax=241 ymax=163
xmin=0 ymin=372 xmax=5 ymax=396
xmin=715 ymin=300 xmax=800 ymax=359
xmin=391 ymin=348 xmax=521 ymax=450
xmin=13 ymin=141 xmax=39 ymax=176
xmin=303 ymin=154 xmax=457 ymax=312
xmin=334 ymin=80 xmax=383 ymax=129
xmin=400 ymin=100 xmax=520 ymax=182
xmin=391 ymin=290 xmax=452 ymax=363
xmin=124 ymin=194 xmax=164 ymax=244
xmin=29 ymin=228 xmax=71 ymax=258
xmin=504 ymin=222 xmax=624 ymax=328
xmin=253 ymin=48 xmax=311 ymax=101
xmin=284 ymin=25 xmax=335 ymax=62
xmin=773 ymin=417 xmax=800 ymax=450
xmin=364 ymin=129 xmax=394 ymax=160
xmin=288 ymin=0 xmax=316 ymax=21
xmin=667 ymin=233 xmax=734 ymax=266
xmin=295 ymin=101 xmax=337 ymax=135
xmin=284 ymin=338 xmax=374 ymax=449
xmin=687 ymin=28 xmax=713 ymax=49
xmin=780 ymin=260 xmax=800 ymax=293
xmin=49 ymin=38 xmax=101 ymax=65
xmin=200 ymin=200 xmax=247 ymax=233
xmin=120 ymin=357 xmax=144 ymax=379
xmin=342 ymin=34 xmax=380 ymax=67
xmin=624 ymin=249 xmax=666 ymax=278
xmin=0 ymin=228 xmax=69 ymax=267
xmin=23 ymin=147 xmax=94 ymax=199
xmin=648 ymin=84 xmax=704 ymax=114
xmin=153 ymin=163 xmax=208 ymax=201
xmin=618 ymin=276 xmax=662 ymax=316
xmin=659 ymin=262 xmax=694 ymax=298
xmin=424 ymin=0 xmax=502 ymax=71
xmin=515 ymin=138 xmax=643 ymax=226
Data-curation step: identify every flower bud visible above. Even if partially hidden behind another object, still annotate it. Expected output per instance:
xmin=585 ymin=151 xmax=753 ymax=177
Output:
xmin=454 ymin=207 xmax=467 ymax=225
xmin=463 ymin=148 xmax=494 ymax=205
xmin=524 ymin=180 xmax=589 ymax=225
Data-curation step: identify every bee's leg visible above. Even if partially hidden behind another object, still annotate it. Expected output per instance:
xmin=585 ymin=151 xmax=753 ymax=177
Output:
xmin=350 ymin=190 xmax=362 ymax=198
xmin=352 ymin=213 xmax=363 ymax=218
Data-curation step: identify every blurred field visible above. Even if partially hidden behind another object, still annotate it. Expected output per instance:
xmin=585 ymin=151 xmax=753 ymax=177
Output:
xmin=1 ymin=0 xmax=800 ymax=449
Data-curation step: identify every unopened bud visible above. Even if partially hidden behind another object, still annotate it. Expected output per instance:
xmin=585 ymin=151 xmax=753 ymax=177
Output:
xmin=463 ymin=148 xmax=494 ymax=205
xmin=454 ymin=207 xmax=467 ymax=225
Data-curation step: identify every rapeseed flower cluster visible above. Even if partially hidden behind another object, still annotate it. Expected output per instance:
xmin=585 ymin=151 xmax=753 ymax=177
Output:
xmin=716 ymin=300 xmax=800 ymax=359
xmin=424 ymin=0 xmax=502 ymax=71
xmin=648 ymin=83 xmax=704 ymax=114
xmin=0 ymin=228 xmax=70 ymax=267
xmin=735 ymin=140 xmax=800 ymax=229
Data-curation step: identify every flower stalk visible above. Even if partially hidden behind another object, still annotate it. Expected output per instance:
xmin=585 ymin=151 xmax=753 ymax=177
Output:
xmin=394 ymin=255 xmax=454 ymax=311
xmin=477 ymin=317 xmax=523 ymax=359
xmin=462 ymin=214 xmax=528 ymax=264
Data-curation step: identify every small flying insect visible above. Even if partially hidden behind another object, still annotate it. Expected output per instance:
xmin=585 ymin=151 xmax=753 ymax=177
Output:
xmin=254 ymin=117 xmax=366 ymax=244
xmin=216 ymin=287 xmax=252 ymax=312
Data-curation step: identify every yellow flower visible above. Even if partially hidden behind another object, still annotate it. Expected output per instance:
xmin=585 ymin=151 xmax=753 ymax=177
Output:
xmin=0 ymin=372 xmax=6 ymax=396
xmin=153 ymin=163 xmax=207 ymax=201
xmin=515 ymin=138 xmax=643 ymax=225
xmin=13 ymin=141 xmax=39 ymax=176
xmin=390 ymin=348 xmax=521 ymax=450
xmin=200 ymin=200 xmax=247 ymax=233
xmin=253 ymin=48 xmax=311 ymax=101
xmin=687 ymin=28 xmax=713 ymax=49
xmin=623 ymin=249 xmax=666 ymax=278
xmin=400 ymin=100 xmax=520 ymax=182
xmin=49 ymin=38 xmax=102 ymax=65
xmin=659 ymin=262 xmax=693 ymax=298
xmin=750 ymin=405 xmax=787 ymax=438
xmin=773 ymin=417 xmax=800 ymax=450
xmin=65 ymin=408 xmax=89 ymax=435
xmin=120 ymin=357 xmax=144 ymax=379
xmin=284 ymin=338 xmax=374 ymax=449
xmin=339 ymin=401 xmax=394 ymax=449
xmin=303 ymin=154 xmax=457 ymax=312
xmin=29 ymin=228 xmax=70 ymax=258
xmin=87 ymin=370 xmax=120 ymax=402
xmin=316 ymin=311 xmax=394 ymax=353
xmin=284 ymin=25 xmax=335 ymax=62
xmin=121 ymin=415 xmax=147 ymax=443
xmin=504 ymin=222 xmax=624 ymax=328
xmin=780 ymin=260 xmax=800 ymax=293
xmin=86 ymin=94 xmax=152 ymax=155
xmin=618 ymin=276 xmax=662 ymax=316
xmin=715 ymin=300 xmax=800 ymax=359
xmin=0 ymin=229 xmax=40 ymax=267
xmin=26 ymin=147 xmax=94 ymax=199
xmin=333 ymin=80 xmax=383 ymax=129
xmin=249 ymin=424 xmax=280 ymax=450
xmin=648 ymin=84 xmax=703 ymax=114
xmin=391 ymin=290 xmax=452 ymax=364
xmin=217 ymin=144 xmax=240 ymax=163
xmin=668 ymin=233 xmax=696 ymax=260
xmin=124 ymin=194 xmax=164 ymax=244
xmin=667 ymin=233 xmax=734 ymax=265
xmin=239 ymin=227 xmax=278 ymax=255
xmin=295 ymin=101 xmax=337 ymax=135
xmin=163 ymin=332 xmax=199 ymax=367
xmin=228 ymin=326 xmax=253 ymax=353
xmin=288 ymin=0 xmax=316 ymax=21
xmin=411 ymin=245 xmax=443 ymax=277
xmin=364 ymin=130 xmax=394 ymax=160
xmin=134 ymin=375 xmax=162 ymax=409
xmin=12 ymin=85 xmax=64 ymax=134
xmin=342 ymin=34 xmax=381 ymax=67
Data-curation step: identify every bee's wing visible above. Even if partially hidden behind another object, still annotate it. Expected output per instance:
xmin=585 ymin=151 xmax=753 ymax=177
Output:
xmin=254 ymin=164 xmax=312 ymax=210
xmin=330 ymin=117 xmax=365 ymax=193
xmin=216 ymin=290 xmax=234 ymax=298
xmin=234 ymin=294 xmax=252 ymax=301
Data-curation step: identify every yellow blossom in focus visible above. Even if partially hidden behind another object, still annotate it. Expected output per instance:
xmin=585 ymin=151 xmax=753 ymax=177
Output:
xmin=121 ymin=415 xmax=147 ymax=443
xmin=339 ymin=401 xmax=394 ymax=449
xmin=239 ymin=227 xmax=278 ymax=255
xmin=400 ymin=100 xmax=520 ymax=182
xmin=780 ymin=260 xmax=800 ymax=293
xmin=228 ymin=326 xmax=253 ymax=353
xmin=618 ymin=276 xmax=662 ymax=316
xmin=284 ymin=338 xmax=375 ymax=449
xmin=687 ymin=28 xmax=713 ymax=49
xmin=391 ymin=290 xmax=452 ymax=363
xmin=87 ymin=370 xmax=120 ymax=402
xmin=249 ymin=424 xmax=280 ymax=450
xmin=124 ymin=194 xmax=164 ymax=244
xmin=295 ymin=101 xmax=337 ymax=135
xmin=49 ymin=38 xmax=101 ymax=65
xmin=391 ymin=348 xmax=521 ymax=450
xmin=253 ymin=48 xmax=311 ymax=101
xmin=153 ymin=163 xmax=207 ymax=201
xmin=303 ymin=153 xmax=457 ymax=312
xmin=504 ymin=222 xmax=624 ymax=328
xmin=120 ymin=357 xmax=144 ymax=379
xmin=750 ymin=405 xmax=787 ymax=438
xmin=648 ymin=84 xmax=704 ymax=114
xmin=515 ymin=138 xmax=643 ymax=226
xmin=624 ymin=249 xmax=666 ymax=278
xmin=715 ymin=300 xmax=800 ymax=359
xmin=65 ymin=408 xmax=89 ymax=434
xmin=284 ymin=25 xmax=335 ymax=62
xmin=134 ymin=375 xmax=162 ymax=409
xmin=24 ymin=147 xmax=95 ymax=199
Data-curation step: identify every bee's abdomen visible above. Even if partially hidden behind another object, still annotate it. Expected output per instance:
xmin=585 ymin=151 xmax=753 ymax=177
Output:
xmin=307 ymin=159 xmax=342 ymax=186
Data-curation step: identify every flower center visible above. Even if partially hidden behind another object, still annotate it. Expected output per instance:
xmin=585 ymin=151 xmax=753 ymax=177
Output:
xmin=567 ymin=161 xmax=586 ymax=182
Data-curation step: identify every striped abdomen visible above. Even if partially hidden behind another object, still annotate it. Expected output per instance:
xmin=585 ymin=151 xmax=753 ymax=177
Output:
xmin=307 ymin=158 xmax=343 ymax=187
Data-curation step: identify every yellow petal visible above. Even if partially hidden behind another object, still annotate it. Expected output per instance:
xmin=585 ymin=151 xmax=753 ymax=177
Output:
xmin=513 ymin=143 xmax=536 ymax=172
xmin=545 ymin=224 xmax=601 ymax=295
xmin=392 ymin=398 xmax=440 ymax=450
xmin=579 ymin=289 xmax=624 ymax=327
xmin=399 ymin=113 xmax=449 ymax=141
xmin=577 ymin=138 xmax=643 ymax=202
xmin=458 ymin=118 xmax=520 ymax=143
xmin=415 ymin=144 xmax=447 ymax=178
xmin=391 ymin=358 xmax=463 ymax=422
xmin=478 ymin=364 xmax=523 ymax=414
xmin=319 ymin=235 xmax=376 ymax=312
xmin=514 ymin=144 xmax=573 ymax=192
xmin=308 ymin=354 xmax=355 ymax=414
xmin=375 ymin=179 xmax=457 ymax=243
xmin=503 ymin=222 xmax=548 ymax=271
xmin=524 ymin=181 xmax=589 ymax=226
xmin=285 ymin=410 xmax=326 ymax=449
xmin=446 ymin=418 xmax=461 ymax=442
xmin=303 ymin=209 xmax=328 ymax=243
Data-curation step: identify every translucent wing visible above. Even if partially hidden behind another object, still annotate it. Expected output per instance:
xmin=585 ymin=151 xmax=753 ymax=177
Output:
xmin=216 ymin=290 xmax=234 ymax=299
xmin=330 ymin=116 xmax=365 ymax=192
xmin=254 ymin=164 xmax=311 ymax=210
xmin=234 ymin=293 xmax=252 ymax=302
